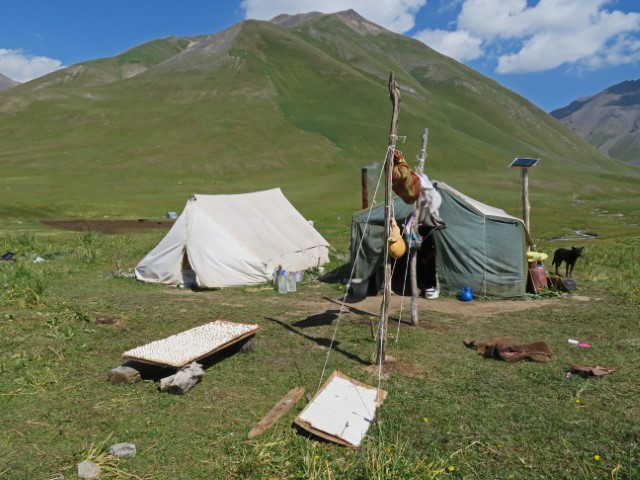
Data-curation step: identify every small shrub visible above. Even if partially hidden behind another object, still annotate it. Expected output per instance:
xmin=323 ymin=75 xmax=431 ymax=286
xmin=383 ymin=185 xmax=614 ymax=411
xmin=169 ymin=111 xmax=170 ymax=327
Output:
xmin=75 ymin=229 xmax=105 ymax=263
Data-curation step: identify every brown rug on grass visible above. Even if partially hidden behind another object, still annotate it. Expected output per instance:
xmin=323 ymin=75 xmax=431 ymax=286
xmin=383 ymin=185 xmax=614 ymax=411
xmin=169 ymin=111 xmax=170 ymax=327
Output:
xmin=464 ymin=336 xmax=553 ymax=363
xmin=570 ymin=364 xmax=617 ymax=378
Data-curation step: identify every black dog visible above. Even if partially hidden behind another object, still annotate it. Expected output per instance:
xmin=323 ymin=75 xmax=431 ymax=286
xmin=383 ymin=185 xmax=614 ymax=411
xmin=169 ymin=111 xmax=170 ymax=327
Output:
xmin=552 ymin=247 xmax=584 ymax=277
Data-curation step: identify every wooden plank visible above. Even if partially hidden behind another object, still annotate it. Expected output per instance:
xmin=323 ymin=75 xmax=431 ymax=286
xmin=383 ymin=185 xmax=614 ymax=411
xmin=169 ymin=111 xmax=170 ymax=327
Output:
xmin=247 ymin=386 xmax=306 ymax=439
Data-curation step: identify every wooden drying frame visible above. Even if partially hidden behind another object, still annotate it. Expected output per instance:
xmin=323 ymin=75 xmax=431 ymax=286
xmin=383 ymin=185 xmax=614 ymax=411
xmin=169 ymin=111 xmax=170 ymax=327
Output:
xmin=294 ymin=370 xmax=387 ymax=447
xmin=122 ymin=320 xmax=260 ymax=368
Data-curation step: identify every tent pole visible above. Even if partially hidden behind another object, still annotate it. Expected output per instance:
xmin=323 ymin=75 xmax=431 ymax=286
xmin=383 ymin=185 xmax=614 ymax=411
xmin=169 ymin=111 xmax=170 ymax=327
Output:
xmin=410 ymin=128 xmax=428 ymax=325
xmin=376 ymin=72 xmax=401 ymax=367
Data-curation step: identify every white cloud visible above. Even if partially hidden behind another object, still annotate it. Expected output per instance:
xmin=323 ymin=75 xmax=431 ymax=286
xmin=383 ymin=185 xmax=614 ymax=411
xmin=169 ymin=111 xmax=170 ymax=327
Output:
xmin=241 ymin=0 xmax=427 ymax=33
xmin=0 ymin=49 xmax=62 ymax=82
xmin=457 ymin=0 xmax=640 ymax=73
xmin=407 ymin=0 xmax=640 ymax=74
xmin=413 ymin=29 xmax=483 ymax=61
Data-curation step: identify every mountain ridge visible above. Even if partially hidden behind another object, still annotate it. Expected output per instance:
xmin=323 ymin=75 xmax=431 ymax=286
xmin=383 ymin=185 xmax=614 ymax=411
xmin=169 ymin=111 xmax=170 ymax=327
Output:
xmin=0 ymin=10 xmax=638 ymax=232
xmin=551 ymin=79 xmax=640 ymax=165
xmin=0 ymin=72 xmax=19 ymax=91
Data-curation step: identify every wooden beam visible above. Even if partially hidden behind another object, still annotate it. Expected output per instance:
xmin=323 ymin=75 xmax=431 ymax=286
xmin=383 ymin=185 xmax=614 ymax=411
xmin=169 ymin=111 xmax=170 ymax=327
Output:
xmin=376 ymin=72 xmax=401 ymax=367
xmin=522 ymin=167 xmax=530 ymax=235
xmin=410 ymin=128 xmax=429 ymax=325
xmin=247 ymin=387 xmax=305 ymax=439
xmin=361 ymin=167 xmax=369 ymax=209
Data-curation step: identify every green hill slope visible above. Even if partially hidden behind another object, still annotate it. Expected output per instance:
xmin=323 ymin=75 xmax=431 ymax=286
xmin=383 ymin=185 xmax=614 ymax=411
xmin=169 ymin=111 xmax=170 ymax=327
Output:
xmin=0 ymin=10 xmax=638 ymax=241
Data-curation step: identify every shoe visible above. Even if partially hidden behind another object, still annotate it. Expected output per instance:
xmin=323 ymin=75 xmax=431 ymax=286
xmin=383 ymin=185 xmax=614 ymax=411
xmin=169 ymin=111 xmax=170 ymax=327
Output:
xmin=424 ymin=288 xmax=439 ymax=299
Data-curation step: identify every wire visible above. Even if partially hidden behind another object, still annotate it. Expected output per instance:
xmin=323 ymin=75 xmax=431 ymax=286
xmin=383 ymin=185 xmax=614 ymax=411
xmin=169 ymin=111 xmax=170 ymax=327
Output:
xmin=316 ymin=146 xmax=391 ymax=393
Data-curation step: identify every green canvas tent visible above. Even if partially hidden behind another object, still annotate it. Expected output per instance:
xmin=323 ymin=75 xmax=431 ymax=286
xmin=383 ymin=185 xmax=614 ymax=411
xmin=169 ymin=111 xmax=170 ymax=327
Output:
xmin=350 ymin=181 xmax=532 ymax=298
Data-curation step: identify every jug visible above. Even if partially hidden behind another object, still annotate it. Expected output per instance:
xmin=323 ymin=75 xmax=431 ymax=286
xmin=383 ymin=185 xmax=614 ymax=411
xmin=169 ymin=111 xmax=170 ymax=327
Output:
xmin=460 ymin=286 xmax=473 ymax=302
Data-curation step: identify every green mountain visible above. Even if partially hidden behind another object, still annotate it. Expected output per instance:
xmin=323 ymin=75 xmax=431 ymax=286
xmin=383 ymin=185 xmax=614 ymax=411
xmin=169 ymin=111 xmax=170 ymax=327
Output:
xmin=551 ymin=79 xmax=640 ymax=166
xmin=1 ymin=10 xmax=638 ymax=239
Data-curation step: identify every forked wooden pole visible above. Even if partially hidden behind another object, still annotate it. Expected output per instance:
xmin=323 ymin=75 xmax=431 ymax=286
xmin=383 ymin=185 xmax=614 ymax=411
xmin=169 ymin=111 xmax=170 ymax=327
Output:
xmin=376 ymin=72 xmax=401 ymax=367
xmin=410 ymin=128 xmax=428 ymax=325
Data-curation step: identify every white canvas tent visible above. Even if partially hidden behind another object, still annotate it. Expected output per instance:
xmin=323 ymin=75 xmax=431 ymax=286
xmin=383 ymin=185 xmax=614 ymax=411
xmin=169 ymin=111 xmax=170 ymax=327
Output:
xmin=135 ymin=188 xmax=330 ymax=288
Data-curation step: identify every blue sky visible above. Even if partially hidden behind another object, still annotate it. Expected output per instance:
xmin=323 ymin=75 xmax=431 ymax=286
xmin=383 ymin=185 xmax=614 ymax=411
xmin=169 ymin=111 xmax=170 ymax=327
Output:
xmin=1 ymin=0 xmax=638 ymax=112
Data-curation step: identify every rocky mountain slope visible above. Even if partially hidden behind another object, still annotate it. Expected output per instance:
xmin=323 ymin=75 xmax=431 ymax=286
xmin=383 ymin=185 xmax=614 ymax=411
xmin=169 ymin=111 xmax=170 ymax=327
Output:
xmin=0 ymin=72 xmax=19 ymax=91
xmin=551 ymin=79 xmax=640 ymax=165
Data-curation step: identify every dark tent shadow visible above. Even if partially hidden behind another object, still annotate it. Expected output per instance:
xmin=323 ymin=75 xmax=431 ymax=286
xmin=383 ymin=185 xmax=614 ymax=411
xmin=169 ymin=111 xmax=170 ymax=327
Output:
xmin=293 ymin=310 xmax=340 ymax=328
xmin=265 ymin=317 xmax=369 ymax=366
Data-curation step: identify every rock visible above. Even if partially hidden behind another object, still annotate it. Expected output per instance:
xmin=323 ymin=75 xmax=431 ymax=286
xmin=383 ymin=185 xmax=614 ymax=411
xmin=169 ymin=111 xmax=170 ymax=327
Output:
xmin=77 ymin=459 xmax=101 ymax=479
xmin=109 ymin=442 xmax=136 ymax=458
xmin=108 ymin=365 xmax=141 ymax=384
xmin=159 ymin=362 xmax=204 ymax=394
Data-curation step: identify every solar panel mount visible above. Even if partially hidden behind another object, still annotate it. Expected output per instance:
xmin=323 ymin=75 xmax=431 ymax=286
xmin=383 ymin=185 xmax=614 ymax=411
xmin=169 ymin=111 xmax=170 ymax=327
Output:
xmin=510 ymin=157 xmax=539 ymax=168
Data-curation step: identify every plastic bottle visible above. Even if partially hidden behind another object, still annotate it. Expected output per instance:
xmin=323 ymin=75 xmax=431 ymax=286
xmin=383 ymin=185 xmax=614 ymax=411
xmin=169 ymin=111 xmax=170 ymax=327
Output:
xmin=278 ymin=270 xmax=287 ymax=293
xmin=287 ymin=270 xmax=297 ymax=293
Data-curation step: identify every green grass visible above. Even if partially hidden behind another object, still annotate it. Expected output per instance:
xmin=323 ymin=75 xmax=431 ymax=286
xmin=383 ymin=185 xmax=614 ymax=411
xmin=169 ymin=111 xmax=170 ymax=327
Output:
xmin=1 ymin=14 xmax=640 ymax=478
xmin=0 ymin=224 xmax=639 ymax=479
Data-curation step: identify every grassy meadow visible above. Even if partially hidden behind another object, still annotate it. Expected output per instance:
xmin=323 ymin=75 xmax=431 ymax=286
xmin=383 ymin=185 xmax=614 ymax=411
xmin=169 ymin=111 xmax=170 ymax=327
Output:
xmin=1 ymin=210 xmax=639 ymax=479
xmin=1 ymin=14 xmax=640 ymax=479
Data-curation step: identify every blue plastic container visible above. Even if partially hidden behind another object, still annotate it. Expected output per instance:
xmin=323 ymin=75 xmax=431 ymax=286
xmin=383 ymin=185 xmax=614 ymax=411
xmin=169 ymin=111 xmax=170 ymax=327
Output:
xmin=460 ymin=286 xmax=473 ymax=302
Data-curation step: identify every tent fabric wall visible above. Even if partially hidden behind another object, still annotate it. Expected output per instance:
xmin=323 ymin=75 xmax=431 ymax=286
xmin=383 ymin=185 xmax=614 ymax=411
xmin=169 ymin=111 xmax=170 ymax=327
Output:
xmin=135 ymin=188 xmax=330 ymax=288
xmin=349 ymin=182 xmax=530 ymax=298
xmin=433 ymin=182 xmax=529 ymax=298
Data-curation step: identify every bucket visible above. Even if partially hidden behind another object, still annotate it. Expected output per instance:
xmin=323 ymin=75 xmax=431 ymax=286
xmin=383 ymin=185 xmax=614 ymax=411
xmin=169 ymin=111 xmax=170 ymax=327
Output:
xmin=351 ymin=278 xmax=368 ymax=298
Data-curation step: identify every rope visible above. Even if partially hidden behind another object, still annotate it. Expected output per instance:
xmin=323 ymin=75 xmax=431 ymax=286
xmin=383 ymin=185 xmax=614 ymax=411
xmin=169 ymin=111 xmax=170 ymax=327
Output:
xmin=315 ymin=146 xmax=390 ymax=393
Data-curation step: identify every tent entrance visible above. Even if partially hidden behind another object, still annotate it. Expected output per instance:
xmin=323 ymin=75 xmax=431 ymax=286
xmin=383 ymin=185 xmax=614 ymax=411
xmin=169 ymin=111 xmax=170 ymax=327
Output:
xmin=368 ymin=225 xmax=439 ymax=297
xmin=181 ymin=250 xmax=197 ymax=288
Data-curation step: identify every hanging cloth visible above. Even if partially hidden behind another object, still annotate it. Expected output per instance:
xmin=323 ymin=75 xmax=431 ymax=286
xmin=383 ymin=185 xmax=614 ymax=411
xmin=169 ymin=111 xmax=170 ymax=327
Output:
xmin=418 ymin=173 xmax=446 ymax=229
xmin=402 ymin=212 xmax=423 ymax=251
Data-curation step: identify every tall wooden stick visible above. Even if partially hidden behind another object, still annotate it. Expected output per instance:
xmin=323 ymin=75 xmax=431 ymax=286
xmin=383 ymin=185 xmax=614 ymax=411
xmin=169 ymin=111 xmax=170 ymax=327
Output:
xmin=521 ymin=168 xmax=530 ymax=234
xmin=361 ymin=167 xmax=369 ymax=209
xmin=376 ymin=72 xmax=401 ymax=367
xmin=410 ymin=128 xmax=428 ymax=325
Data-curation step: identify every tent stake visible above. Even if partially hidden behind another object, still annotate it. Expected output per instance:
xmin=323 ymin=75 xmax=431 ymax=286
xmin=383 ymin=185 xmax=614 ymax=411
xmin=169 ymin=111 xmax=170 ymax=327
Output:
xmin=376 ymin=72 xmax=401 ymax=367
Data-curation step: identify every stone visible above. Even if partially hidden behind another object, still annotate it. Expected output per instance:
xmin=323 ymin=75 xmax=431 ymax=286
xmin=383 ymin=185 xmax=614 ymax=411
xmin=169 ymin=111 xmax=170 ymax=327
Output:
xmin=109 ymin=442 xmax=136 ymax=458
xmin=108 ymin=365 xmax=141 ymax=384
xmin=77 ymin=459 xmax=101 ymax=479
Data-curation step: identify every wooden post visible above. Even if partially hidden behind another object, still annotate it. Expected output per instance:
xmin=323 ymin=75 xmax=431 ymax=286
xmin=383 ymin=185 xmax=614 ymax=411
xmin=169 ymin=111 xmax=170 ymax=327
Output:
xmin=521 ymin=168 xmax=530 ymax=233
xmin=376 ymin=72 xmax=401 ymax=367
xmin=361 ymin=167 xmax=369 ymax=209
xmin=410 ymin=128 xmax=428 ymax=325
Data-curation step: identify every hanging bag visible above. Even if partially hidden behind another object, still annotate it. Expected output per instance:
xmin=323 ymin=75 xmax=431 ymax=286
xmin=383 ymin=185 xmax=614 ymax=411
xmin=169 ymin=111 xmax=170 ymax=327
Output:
xmin=391 ymin=150 xmax=421 ymax=204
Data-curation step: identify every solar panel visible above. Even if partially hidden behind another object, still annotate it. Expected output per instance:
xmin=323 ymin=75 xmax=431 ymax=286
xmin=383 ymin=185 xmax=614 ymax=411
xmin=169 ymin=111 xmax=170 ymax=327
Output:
xmin=510 ymin=157 xmax=539 ymax=168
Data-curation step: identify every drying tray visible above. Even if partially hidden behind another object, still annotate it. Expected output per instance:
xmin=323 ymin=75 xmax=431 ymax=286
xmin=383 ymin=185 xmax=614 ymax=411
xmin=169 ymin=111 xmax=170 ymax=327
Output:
xmin=122 ymin=320 xmax=260 ymax=368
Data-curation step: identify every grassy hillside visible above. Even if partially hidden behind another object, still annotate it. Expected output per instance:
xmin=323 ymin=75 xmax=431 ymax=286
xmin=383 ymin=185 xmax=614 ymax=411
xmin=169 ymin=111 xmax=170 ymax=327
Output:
xmin=0 ymin=11 xmax=638 ymax=246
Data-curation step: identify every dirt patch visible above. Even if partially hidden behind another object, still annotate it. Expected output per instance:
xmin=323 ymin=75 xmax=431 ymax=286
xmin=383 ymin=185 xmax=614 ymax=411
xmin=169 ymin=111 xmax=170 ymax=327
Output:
xmin=339 ymin=294 xmax=558 ymax=318
xmin=42 ymin=219 xmax=174 ymax=234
